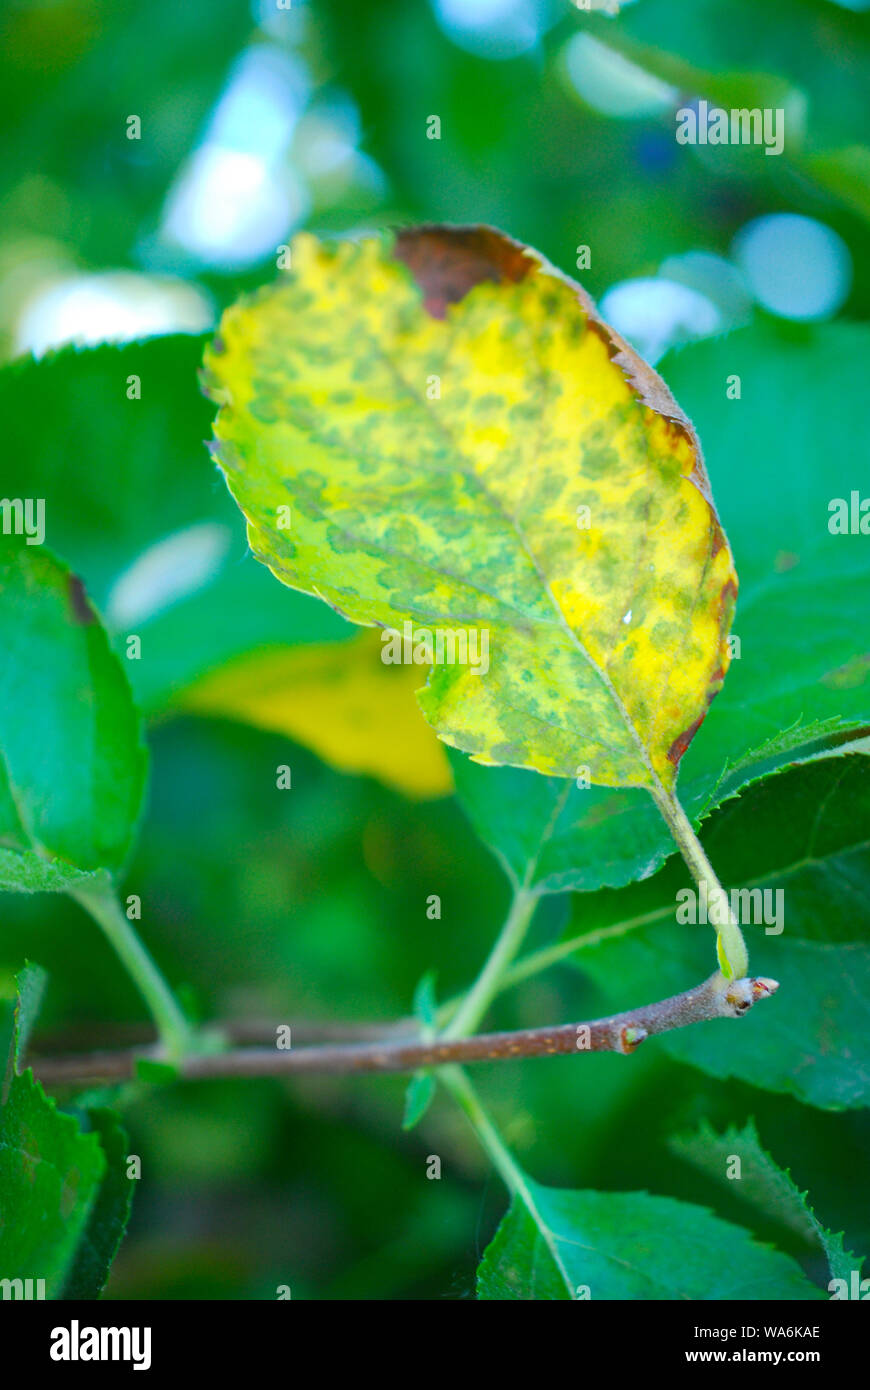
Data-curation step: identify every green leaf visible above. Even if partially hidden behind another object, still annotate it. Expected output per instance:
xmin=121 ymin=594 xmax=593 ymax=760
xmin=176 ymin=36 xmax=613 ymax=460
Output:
xmin=449 ymin=747 xmax=664 ymax=894
xmin=805 ymin=144 xmax=870 ymax=224
xmin=0 ymin=850 xmax=104 ymax=895
xmin=666 ymin=321 xmax=870 ymax=809
xmin=0 ymin=545 xmax=146 ymax=881
xmin=402 ymin=1072 xmax=436 ymax=1132
xmin=412 ymin=971 xmax=438 ymax=1031
xmin=452 ymin=319 xmax=870 ymax=894
xmin=403 ymin=972 xmax=439 ymax=1129
xmin=671 ymin=1119 xmax=864 ymax=1285
xmin=560 ymin=750 xmax=870 ymax=1108
xmin=61 ymin=1108 xmax=135 ymax=1299
xmin=0 ymin=967 xmax=130 ymax=1298
xmin=204 ymin=227 xmax=738 ymax=793
xmin=478 ymin=1181 xmax=822 ymax=1300
xmin=0 ymin=1070 xmax=106 ymax=1296
xmin=134 ymin=1058 xmax=179 ymax=1085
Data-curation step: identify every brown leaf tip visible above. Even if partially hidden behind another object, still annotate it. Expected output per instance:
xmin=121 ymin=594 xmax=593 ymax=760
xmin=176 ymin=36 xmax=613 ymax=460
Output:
xmin=393 ymin=224 xmax=535 ymax=319
xmin=666 ymin=710 xmax=708 ymax=769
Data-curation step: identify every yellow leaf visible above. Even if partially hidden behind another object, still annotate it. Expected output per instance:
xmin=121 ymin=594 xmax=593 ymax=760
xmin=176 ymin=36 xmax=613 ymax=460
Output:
xmin=180 ymin=631 xmax=453 ymax=800
xmin=202 ymin=226 xmax=736 ymax=795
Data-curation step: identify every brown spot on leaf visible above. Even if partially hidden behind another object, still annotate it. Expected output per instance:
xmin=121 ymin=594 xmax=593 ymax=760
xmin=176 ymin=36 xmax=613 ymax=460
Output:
xmin=395 ymin=225 xmax=720 ymax=525
xmin=68 ymin=574 xmax=95 ymax=625
xmin=393 ymin=224 xmax=535 ymax=319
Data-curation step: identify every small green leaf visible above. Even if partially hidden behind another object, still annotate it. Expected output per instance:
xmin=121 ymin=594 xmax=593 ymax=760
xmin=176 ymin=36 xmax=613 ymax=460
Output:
xmin=671 ymin=1119 xmax=864 ymax=1286
xmin=478 ymin=1181 xmax=823 ymax=1301
xmin=403 ymin=973 xmax=439 ymax=1129
xmin=0 ymin=546 xmax=146 ymax=882
xmin=402 ymin=1072 xmax=436 ymax=1132
xmin=134 ymin=1058 xmax=179 ymax=1085
xmin=412 ymin=971 xmax=438 ymax=1032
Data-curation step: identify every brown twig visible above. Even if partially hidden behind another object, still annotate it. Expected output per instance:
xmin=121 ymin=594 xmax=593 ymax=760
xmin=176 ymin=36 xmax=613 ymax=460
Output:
xmin=29 ymin=973 xmax=778 ymax=1088
xmin=31 ymin=1017 xmax=415 ymax=1053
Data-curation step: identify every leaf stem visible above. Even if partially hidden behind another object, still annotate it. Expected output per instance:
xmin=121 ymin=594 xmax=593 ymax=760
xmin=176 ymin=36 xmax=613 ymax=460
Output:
xmin=442 ymin=886 xmax=538 ymax=1039
xmin=439 ymin=1066 xmax=576 ymax=1296
xmin=439 ymin=1066 xmax=524 ymax=1195
xmin=69 ymin=876 xmax=192 ymax=1063
xmin=650 ymin=785 xmax=748 ymax=979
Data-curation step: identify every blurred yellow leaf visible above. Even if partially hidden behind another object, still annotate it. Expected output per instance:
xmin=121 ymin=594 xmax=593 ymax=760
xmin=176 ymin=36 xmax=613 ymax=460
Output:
xmin=180 ymin=630 xmax=452 ymax=800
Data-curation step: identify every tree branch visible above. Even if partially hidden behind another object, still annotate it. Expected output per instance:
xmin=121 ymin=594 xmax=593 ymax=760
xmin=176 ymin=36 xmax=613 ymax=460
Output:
xmin=29 ymin=972 xmax=777 ymax=1087
xmin=32 ymin=1017 xmax=415 ymax=1052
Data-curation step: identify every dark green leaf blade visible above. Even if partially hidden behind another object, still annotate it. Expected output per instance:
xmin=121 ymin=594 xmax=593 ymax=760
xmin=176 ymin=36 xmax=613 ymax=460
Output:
xmin=671 ymin=1119 xmax=864 ymax=1285
xmin=478 ymin=1182 xmax=823 ymax=1300
xmin=0 ymin=969 xmax=107 ymax=1297
xmin=61 ymin=1108 xmax=135 ymax=1299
